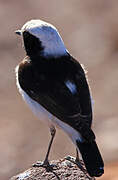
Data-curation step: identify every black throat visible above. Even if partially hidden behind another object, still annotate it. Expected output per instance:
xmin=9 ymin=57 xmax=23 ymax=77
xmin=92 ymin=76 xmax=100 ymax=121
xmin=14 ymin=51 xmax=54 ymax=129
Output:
xmin=23 ymin=31 xmax=44 ymax=58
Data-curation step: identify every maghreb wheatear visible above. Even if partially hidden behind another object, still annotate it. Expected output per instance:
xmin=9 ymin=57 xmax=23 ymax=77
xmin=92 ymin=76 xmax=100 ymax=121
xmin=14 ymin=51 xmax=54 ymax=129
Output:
xmin=15 ymin=19 xmax=104 ymax=177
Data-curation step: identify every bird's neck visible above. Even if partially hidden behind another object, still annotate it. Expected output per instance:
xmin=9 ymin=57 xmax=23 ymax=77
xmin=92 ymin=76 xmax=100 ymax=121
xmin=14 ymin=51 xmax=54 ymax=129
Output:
xmin=28 ymin=52 xmax=70 ymax=65
xmin=41 ymin=41 xmax=67 ymax=58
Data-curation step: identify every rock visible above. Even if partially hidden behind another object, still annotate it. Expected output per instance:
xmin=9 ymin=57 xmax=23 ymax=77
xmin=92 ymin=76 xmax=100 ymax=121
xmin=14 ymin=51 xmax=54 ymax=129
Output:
xmin=10 ymin=157 xmax=95 ymax=180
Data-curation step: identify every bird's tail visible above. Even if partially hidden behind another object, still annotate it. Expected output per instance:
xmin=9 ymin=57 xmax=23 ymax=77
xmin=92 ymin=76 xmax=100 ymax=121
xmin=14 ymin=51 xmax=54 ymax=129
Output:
xmin=76 ymin=140 xmax=104 ymax=177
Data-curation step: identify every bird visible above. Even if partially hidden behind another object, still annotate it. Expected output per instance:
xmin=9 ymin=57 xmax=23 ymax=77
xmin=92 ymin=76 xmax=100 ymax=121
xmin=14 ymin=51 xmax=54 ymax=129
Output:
xmin=15 ymin=19 xmax=104 ymax=177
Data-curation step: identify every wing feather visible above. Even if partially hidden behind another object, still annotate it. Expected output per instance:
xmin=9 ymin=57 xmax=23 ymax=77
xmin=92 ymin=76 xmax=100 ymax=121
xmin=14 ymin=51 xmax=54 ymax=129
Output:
xmin=18 ymin=55 xmax=94 ymax=141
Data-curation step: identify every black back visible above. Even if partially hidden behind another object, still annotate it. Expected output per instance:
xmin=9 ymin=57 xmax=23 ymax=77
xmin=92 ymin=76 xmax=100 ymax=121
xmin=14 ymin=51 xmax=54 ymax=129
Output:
xmin=18 ymin=54 xmax=94 ymax=141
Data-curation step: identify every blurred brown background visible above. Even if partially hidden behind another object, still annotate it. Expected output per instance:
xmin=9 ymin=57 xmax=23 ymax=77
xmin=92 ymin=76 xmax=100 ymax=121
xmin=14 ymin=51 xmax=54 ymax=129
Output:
xmin=0 ymin=0 xmax=118 ymax=179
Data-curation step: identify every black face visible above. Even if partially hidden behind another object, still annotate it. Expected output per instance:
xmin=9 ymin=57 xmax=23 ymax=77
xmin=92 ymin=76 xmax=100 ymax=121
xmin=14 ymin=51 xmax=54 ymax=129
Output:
xmin=23 ymin=31 xmax=44 ymax=57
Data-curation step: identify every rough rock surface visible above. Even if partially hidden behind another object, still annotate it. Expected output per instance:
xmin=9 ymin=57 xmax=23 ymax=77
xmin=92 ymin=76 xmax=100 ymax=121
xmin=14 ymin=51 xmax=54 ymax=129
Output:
xmin=10 ymin=157 xmax=95 ymax=180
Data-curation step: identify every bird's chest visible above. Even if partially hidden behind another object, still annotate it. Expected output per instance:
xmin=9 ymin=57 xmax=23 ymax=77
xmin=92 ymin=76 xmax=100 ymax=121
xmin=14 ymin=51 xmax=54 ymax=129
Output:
xmin=16 ymin=66 xmax=53 ymax=125
xmin=18 ymin=62 xmax=50 ymax=96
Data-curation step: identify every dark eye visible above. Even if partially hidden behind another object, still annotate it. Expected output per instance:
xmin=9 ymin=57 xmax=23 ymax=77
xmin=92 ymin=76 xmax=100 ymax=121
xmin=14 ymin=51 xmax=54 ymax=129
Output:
xmin=23 ymin=31 xmax=31 ymax=38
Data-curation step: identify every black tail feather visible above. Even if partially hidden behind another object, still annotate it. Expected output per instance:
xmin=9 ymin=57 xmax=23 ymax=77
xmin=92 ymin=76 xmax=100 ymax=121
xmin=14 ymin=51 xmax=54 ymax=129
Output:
xmin=76 ymin=140 xmax=104 ymax=177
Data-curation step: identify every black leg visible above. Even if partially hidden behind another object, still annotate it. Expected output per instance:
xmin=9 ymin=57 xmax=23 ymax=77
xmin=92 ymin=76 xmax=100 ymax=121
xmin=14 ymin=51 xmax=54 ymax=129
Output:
xmin=33 ymin=126 xmax=56 ymax=170
xmin=43 ymin=126 xmax=56 ymax=166
xmin=65 ymin=148 xmax=80 ymax=165
xmin=65 ymin=148 xmax=86 ymax=174
xmin=75 ymin=148 xmax=79 ymax=162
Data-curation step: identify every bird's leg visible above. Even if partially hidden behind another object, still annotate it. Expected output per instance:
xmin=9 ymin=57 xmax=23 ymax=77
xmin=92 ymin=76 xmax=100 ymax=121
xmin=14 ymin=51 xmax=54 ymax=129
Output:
xmin=75 ymin=148 xmax=79 ymax=162
xmin=33 ymin=126 xmax=56 ymax=170
xmin=65 ymin=148 xmax=80 ymax=164
xmin=66 ymin=148 xmax=86 ymax=173
xmin=43 ymin=126 xmax=56 ymax=166
xmin=75 ymin=148 xmax=85 ymax=169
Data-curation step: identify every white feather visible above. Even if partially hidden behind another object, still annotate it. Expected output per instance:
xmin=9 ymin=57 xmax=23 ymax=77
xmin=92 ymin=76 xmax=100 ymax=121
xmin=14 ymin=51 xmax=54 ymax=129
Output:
xmin=65 ymin=80 xmax=77 ymax=94
xmin=15 ymin=65 xmax=83 ymax=144
xmin=21 ymin=19 xmax=67 ymax=57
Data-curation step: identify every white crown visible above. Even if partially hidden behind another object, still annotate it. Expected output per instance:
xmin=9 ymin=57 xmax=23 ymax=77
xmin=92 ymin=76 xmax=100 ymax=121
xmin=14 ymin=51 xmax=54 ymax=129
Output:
xmin=21 ymin=19 xmax=67 ymax=57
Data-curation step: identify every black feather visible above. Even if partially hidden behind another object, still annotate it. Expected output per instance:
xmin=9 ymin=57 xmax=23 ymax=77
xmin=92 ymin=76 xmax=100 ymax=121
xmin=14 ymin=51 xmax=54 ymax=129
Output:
xmin=76 ymin=140 xmax=104 ymax=177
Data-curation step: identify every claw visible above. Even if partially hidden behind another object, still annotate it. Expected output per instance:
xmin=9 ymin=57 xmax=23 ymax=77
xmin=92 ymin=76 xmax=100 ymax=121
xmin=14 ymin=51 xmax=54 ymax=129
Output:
xmin=33 ymin=160 xmax=56 ymax=171
xmin=65 ymin=156 xmax=86 ymax=173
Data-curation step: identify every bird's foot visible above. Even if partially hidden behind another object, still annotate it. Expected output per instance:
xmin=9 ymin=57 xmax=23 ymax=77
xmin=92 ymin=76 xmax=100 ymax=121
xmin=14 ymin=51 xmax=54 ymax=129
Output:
xmin=65 ymin=156 xmax=94 ymax=179
xmin=65 ymin=155 xmax=86 ymax=172
xmin=33 ymin=160 xmax=56 ymax=171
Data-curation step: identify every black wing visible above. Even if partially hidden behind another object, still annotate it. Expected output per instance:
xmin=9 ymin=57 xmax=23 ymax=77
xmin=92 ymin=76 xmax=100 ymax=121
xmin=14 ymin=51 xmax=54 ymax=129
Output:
xmin=18 ymin=55 xmax=95 ymax=141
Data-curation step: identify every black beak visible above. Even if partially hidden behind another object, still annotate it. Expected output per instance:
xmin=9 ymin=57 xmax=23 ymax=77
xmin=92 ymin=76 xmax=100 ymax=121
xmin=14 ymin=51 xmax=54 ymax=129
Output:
xmin=15 ymin=30 xmax=22 ymax=36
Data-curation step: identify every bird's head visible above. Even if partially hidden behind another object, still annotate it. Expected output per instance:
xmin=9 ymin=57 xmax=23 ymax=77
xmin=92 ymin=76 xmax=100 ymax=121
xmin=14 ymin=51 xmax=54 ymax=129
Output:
xmin=15 ymin=19 xmax=67 ymax=58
